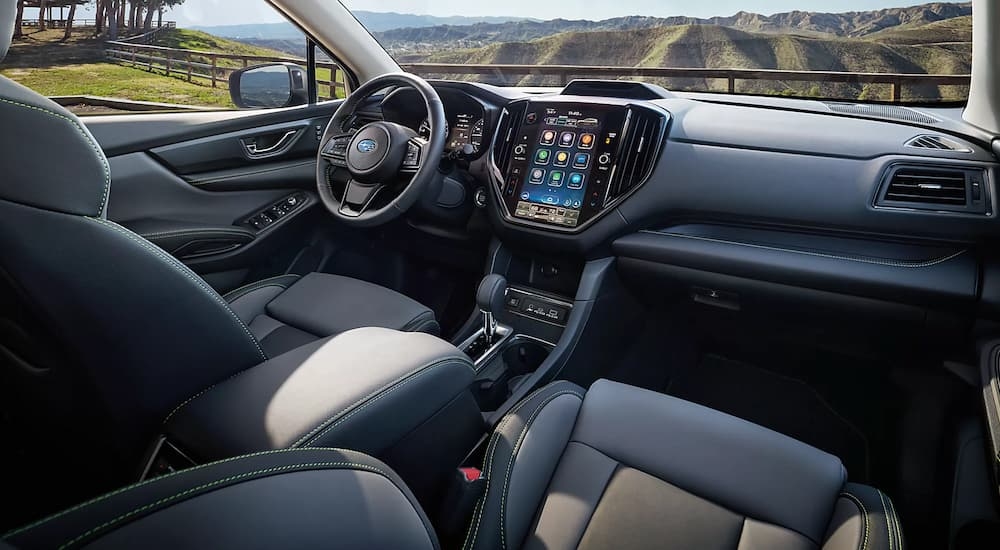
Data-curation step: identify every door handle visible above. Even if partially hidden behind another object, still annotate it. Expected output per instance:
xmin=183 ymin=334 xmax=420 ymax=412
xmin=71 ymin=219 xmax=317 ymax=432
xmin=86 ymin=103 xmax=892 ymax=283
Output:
xmin=241 ymin=129 xmax=300 ymax=159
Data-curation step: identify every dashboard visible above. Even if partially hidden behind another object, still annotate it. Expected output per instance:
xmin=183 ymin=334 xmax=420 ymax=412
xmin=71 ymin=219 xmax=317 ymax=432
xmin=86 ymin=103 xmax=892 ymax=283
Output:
xmin=370 ymin=79 xmax=1000 ymax=317
xmin=381 ymin=86 xmax=493 ymax=160
xmin=374 ymin=79 xmax=1000 ymax=264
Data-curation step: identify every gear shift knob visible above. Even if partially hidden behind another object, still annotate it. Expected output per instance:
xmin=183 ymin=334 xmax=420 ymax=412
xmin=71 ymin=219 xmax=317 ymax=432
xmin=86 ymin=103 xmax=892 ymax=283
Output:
xmin=476 ymin=274 xmax=507 ymax=344
xmin=477 ymin=274 xmax=507 ymax=314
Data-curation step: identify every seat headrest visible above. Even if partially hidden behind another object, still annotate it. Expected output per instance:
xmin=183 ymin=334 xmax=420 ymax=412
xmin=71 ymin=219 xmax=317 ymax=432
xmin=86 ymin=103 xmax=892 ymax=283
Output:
xmin=1 ymin=0 xmax=14 ymax=61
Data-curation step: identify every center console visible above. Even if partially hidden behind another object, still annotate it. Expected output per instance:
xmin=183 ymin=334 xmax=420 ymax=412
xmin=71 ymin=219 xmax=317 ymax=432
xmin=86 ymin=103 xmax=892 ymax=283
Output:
xmin=489 ymin=98 xmax=669 ymax=233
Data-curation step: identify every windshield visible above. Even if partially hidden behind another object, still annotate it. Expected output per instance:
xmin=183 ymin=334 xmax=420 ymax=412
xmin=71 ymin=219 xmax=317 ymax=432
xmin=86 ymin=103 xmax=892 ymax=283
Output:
xmin=343 ymin=0 xmax=972 ymax=104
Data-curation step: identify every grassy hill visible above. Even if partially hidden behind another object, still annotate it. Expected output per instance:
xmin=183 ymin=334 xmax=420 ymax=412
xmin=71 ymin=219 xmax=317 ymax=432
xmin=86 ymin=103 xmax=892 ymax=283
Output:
xmin=152 ymin=28 xmax=290 ymax=60
xmin=0 ymin=28 xmax=292 ymax=110
xmin=417 ymin=22 xmax=970 ymax=101
xmin=379 ymin=2 xmax=971 ymax=52
xmin=865 ymin=15 xmax=972 ymax=45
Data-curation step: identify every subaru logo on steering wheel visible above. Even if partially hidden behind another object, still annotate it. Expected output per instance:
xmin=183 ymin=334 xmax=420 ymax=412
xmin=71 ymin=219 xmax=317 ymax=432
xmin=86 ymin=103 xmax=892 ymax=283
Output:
xmin=356 ymin=139 xmax=378 ymax=153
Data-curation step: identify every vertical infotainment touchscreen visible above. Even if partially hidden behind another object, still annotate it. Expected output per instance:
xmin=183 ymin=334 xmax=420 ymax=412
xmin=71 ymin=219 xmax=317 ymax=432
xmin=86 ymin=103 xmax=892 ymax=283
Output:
xmin=500 ymin=102 xmax=628 ymax=229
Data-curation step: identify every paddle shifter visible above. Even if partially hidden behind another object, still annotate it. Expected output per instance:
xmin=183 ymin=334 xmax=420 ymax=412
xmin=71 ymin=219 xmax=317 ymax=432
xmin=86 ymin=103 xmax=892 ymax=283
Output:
xmin=476 ymin=274 xmax=507 ymax=345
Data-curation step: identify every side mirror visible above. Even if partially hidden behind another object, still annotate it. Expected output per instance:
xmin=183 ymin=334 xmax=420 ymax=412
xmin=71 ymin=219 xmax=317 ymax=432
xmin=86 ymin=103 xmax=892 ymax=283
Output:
xmin=229 ymin=63 xmax=308 ymax=109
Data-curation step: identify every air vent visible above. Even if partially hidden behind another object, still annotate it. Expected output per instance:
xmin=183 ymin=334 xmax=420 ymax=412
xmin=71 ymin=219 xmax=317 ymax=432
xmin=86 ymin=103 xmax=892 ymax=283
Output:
xmin=905 ymin=135 xmax=972 ymax=153
xmin=492 ymin=103 xmax=526 ymax=173
xmin=605 ymin=107 xmax=665 ymax=205
xmin=877 ymin=165 xmax=988 ymax=214
xmin=825 ymin=102 xmax=939 ymax=125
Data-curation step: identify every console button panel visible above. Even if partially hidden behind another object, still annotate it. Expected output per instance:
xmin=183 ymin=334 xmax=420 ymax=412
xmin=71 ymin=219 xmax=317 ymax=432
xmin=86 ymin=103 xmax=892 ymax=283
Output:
xmin=504 ymin=287 xmax=572 ymax=326
xmin=243 ymin=193 xmax=308 ymax=231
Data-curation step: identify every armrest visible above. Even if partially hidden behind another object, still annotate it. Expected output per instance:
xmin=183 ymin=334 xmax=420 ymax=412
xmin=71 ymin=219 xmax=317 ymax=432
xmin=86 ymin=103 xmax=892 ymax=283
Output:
xmin=164 ymin=327 xmax=478 ymax=462
xmin=124 ymin=218 xmax=255 ymax=259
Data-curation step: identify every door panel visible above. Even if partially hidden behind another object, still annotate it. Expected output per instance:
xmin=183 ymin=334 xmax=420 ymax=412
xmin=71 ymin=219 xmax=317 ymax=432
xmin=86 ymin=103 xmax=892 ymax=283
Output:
xmin=84 ymin=103 xmax=341 ymax=157
xmin=85 ymin=104 xmax=341 ymax=292
xmin=149 ymin=118 xmax=329 ymax=175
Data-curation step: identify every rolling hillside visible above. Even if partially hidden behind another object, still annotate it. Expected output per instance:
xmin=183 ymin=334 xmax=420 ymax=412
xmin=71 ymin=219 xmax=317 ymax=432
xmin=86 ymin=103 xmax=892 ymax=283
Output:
xmin=378 ymin=2 xmax=971 ymax=51
xmin=416 ymin=23 xmax=971 ymax=101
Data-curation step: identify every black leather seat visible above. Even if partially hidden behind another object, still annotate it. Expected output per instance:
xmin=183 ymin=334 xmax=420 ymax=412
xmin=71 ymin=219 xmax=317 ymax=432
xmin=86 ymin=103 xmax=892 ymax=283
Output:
xmin=463 ymin=379 xmax=902 ymax=550
xmin=0 ymin=1 xmax=436 ymax=508
xmin=2 ymin=449 xmax=440 ymax=550
xmin=224 ymin=272 xmax=439 ymax=357
xmin=3 ymin=380 xmax=903 ymax=550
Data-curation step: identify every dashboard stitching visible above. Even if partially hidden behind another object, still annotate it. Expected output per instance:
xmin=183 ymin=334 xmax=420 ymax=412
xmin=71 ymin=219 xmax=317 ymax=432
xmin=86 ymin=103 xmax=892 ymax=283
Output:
xmin=639 ymin=230 xmax=967 ymax=268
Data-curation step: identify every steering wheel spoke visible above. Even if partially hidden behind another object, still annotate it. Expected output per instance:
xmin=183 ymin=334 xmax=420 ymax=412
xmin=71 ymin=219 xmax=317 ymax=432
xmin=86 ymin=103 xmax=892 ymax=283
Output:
xmin=319 ymin=132 xmax=355 ymax=168
xmin=339 ymin=179 xmax=385 ymax=218
xmin=315 ymin=73 xmax=446 ymax=227
xmin=401 ymin=137 xmax=428 ymax=174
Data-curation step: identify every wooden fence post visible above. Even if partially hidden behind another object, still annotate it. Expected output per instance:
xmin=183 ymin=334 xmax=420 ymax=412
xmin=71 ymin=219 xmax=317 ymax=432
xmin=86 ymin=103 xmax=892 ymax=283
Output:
xmin=186 ymin=53 xmax=192 ymax=83
xmin=165 ymin=52 xmax=171 ymax=77
xmin=891 ymin=80 xmax=901 ymax=103
xmin=211 ymin=56 xmax=218 ymax=88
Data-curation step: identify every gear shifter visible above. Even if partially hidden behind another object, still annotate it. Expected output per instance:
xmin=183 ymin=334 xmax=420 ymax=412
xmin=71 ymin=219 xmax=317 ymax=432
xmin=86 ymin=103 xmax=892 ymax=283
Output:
xmin=476 ymin=274 xmax=507 ymax=345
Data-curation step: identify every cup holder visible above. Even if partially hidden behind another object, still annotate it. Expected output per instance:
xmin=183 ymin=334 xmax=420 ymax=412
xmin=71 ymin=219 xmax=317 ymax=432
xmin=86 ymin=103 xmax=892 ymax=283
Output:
xmin=472 ymin=336 xmax=553 ymax=412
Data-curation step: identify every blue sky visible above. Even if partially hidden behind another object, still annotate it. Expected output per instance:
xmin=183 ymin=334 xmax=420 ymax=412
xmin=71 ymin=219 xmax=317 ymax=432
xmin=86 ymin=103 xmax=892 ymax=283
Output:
xmin=40 ymin=1 xmax=966 ymax=27
xmin=341 ymin=1 xmax=961 ymax=22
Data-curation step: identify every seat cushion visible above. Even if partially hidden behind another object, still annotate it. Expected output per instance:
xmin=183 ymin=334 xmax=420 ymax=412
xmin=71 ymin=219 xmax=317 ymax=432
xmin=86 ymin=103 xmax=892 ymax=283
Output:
xmin=226 ymin=273 xmax=440 ymax=357
xmin=2 ymin=449 xmax=439 ymax=550
xmin=463 ymin=379 xmax=904 ymax=550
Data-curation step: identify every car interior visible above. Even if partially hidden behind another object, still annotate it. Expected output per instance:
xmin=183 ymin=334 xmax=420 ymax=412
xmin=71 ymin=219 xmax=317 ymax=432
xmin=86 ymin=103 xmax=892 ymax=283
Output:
xmin=2 ymin=0 xmax=1000 ymax=548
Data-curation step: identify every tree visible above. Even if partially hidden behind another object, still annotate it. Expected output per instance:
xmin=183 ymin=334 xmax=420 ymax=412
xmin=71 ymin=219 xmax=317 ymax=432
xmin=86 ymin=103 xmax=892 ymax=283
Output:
xmin=13 ymin=0 xmax=24 ymax=39
xmin=38 ymin=0 xmax=47 ymax=30
xmin=63 ymin=1 xmax=78 ymax=40
xmin=142 ymin=0 xmax=161 ymax=32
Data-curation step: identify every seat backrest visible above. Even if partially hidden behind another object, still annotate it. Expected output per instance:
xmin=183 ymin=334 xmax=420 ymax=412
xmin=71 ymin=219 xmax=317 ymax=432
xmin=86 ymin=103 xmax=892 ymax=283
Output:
xmin=463 ymin=380 xmax=902 ymax=550
xmin=2 ymin=448 xmax=440 ymax=550
xmin=0 ymin=3 xmax=266 ymax=523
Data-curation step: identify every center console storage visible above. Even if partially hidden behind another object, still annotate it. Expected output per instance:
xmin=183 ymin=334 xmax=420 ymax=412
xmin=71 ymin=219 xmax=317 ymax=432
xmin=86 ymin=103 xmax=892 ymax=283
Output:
xmin=154 ymin=327 xmax=484 ymax=507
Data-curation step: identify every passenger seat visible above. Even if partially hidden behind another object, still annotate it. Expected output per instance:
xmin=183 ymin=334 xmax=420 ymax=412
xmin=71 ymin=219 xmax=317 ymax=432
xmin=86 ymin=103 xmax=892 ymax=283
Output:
xmin=2 ymin=381 xmax=901 ymax=549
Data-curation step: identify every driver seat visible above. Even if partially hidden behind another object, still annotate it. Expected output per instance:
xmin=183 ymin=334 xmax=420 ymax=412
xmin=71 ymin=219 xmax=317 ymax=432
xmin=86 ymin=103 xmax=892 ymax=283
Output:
xmin=0 ymin=4 xmax=436 ymax=522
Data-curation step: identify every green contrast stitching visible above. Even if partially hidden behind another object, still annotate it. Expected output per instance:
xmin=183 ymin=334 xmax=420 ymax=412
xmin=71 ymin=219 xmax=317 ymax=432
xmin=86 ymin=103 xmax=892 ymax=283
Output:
xmin=4 ymin=448 xmax=351 ymax=538
xmin=57 ymin=461 xmax=387 ymax=549
xmin=222 ymin=274 xmax=300 ymax=302
xmin=87 ymin=217 xmax=266 ymax=362
xmin=461 ymin=383 xmax=576 ymax=550
xmin=840 ymin=492 xmax=870 ymax=550
xmin=297 ymin=356 xmax=475 ymax=447
xmin=499 ymin=391 xmax=583 ymax=550
xmin=0 ymin=97 xmax=110 ymax=214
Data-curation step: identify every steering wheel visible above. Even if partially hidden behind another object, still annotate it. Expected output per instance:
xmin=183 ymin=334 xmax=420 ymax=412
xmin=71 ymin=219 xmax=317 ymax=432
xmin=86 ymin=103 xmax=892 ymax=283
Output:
xmin=316 ymin=73 xmax=447 ymax=226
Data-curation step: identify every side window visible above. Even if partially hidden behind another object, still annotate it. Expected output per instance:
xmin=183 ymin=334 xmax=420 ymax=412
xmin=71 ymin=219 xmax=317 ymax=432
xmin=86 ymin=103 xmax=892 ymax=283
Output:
xmin=0 ymin=0 xmax=349 ymax=114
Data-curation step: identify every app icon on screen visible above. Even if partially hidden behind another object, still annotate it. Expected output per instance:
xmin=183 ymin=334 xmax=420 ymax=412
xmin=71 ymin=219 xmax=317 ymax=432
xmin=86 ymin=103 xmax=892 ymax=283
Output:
xmin=520 ymin=192 xmax=530 ymax=200
xmin=579 ymin=133 xmax=596 ymax=149
xmin=529 ymin=169 xmax=545 ymax=184
xmin=573 ymin=153 xmax=590 ymax=169
xmin=568 ymin=173 xmax=585 ymax=189
xmin=554 ymin=151 xmax=570 ymax=167
xmin=535 ymin=149 xmax=551 ymax=165
xmin=549 ymin=171 xmax=564 ymax=187
xmin=540 ymin=130 xmax=557 ymax=145
xmin=559 ymin=132 xmax=576 ymax=147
